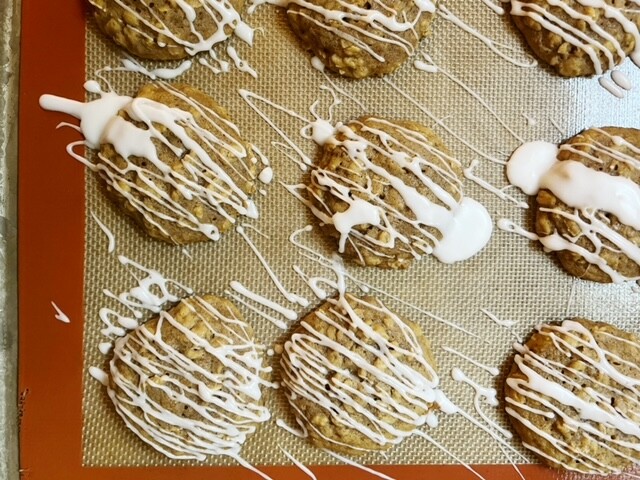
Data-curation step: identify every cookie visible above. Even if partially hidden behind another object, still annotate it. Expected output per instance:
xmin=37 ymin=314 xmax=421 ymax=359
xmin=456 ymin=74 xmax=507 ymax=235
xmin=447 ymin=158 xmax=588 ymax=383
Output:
xmin=286 ymin=0 xmax=435 ymax=78
xmin=535 ymin=128 xmax=640 ymax=283
xmin=97 ymin=82 xmax=258 ymax=245
xmin=107 ymin=295 xmax=271 ymax=460
xmin=510 ymin=0 xmax=640 ymax=77
xmin=280 ymin=294 xmax=446 ymax=455
xmin=505 ymin=318 xmax=640 ymax=474
xmin=88 ymin=0 xmax=252 ymax=60
xmin=306 ymin=116 xmax=491 ymax=269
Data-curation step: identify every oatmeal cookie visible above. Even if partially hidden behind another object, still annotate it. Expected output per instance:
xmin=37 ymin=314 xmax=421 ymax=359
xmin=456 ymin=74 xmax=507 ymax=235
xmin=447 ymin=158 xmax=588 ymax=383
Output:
xmin=535 ymin=127 xmax=640 ymax=283
xmin=505 ymin=318 xmax=640 ymax=474
xmin=107 ymin=295 xmax=271 ymax=460
xmin=510 ymin=0 xmax=640 ymax=77
xmin=280 ymin=294 xmax=442 ymax=454
xmin=89 ymin=0 xmax=247 ymax=60
xmin=286 ymin=0 xmax=435 ymax=78
xmin=98 ymin=82 xmax=257 ymax=245
xmin=308 ymin=116 xmax=465 ymax=269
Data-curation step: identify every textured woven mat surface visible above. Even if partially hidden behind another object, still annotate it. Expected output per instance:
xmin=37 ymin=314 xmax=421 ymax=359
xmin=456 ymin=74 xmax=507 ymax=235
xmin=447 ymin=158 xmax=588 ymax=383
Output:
xmin=81 ymin=3 xmax=640 ymax=467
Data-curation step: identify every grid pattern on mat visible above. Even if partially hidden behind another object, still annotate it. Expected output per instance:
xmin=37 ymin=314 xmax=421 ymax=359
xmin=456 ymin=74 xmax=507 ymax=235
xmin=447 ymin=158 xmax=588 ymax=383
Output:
xmin=80 ymin=2 xmax=640 ymax=468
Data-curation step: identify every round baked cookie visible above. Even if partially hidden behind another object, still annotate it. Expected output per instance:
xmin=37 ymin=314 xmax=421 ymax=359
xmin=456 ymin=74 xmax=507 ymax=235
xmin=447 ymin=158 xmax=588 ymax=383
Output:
xmin=308 ymin=116 xmax=464 ymax=269
xmin=107 ymin=295 xmax=271 ymax=460
xmin=286 ymin=0 xmax=435 ymax=78
xmin=98 ymin=82 xmax=258 ymax=245
xmin=281 ymin=294 xmax=444 ymax=455
xmin=535 ymin=127 xmax=640 ymax=283
xmin=88 ymin=0 xmax=249 ymax=60
xmin=510 ymin=0 xmax=640 ymax=77
xmin=505 ymin=318 xmax=640 ymax=475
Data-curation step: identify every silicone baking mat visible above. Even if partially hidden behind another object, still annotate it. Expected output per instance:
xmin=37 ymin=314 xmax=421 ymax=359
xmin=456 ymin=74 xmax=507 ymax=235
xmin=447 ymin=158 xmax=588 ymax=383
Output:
xmin=18 ymin=0 xmax=640 ymax=479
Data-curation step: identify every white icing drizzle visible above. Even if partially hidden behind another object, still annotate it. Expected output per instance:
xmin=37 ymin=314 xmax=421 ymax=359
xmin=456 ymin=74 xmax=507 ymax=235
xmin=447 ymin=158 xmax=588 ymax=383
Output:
xmin=415 ymin=52 xmax=526 ymax=144
xmin=40 ymin=83 xmax=131 ymax=149
xmin=91 ymin=0 xmax=254 ymax=56
xmin=239 ymin=89 xmax=315 ymax=171
xmin=452 ymin=368 xmax=511 ymax=439
xmin=51 ymin=301 xmax=70 ymax=324
xmin=252 ymin=144 xmax=270 ymax=166
xmin=550 ymin=117 xmax=567 ymax=137
xmin=416 ymin=431 xmax=487 ymax=480
xmin=437 ymin=4 xmax=537 ymax=68
xmin=90 ymin=211 xmax=116 ymax=254
xmin=323 ymin=449 xmax=396 ymax=480
xmin=98 ymin=342 xmax=113 ymax=355
xmin=249 ymin=0 xmax=435 ymax=63
xmin=442 ymin=346 xmax=499 ymax=376
xmin=354 ymin=284 xmax=487 ymax=341
xmin=84 ymin=79 xmax=103 ymax=95
xmin=99 ymin=255 xmax=193 ymax=338
xmin=506 ymin=140 xmax=560 ymax=195
xmin=258 ymin=167 xmax=273 ymax=184
xmin=413 ymin=59 xmax=438 ymax=73
xmin=497 ymin=218 xmax=539 ymax=241
xmin=225 ymin=289 xmax=289 ymax=330
xmin=278 ymin=446 xmax=317 ymax=480
xmin=599 ymin=76 xmax=626 ymax=99
xmin=480 ymin=0 xmax=506 ymax=15
xmin=455 ymin=406 xmax=532 ymax=465
xmin=481 ymin=308 xmax=522 ymax=342
xmin=506 ymin=319 xmax=640 ymax=474
xmin=599 ymin=69 xmax=634 ymax=98
xmin=227 ymin=45 xmax=258 ymax=78
xmin=275 ymin=418 xmax=307 ymax=438
xmin=107 ymin=295 xmax=273 ymax=469
xmin=250 ymin=144 xmax=274 ymax=184
xmin=310 ymin=56 xmax=325 ymax=72
xmin=199 ymin=55 xmax=231 ymax=75
xmin=293 ymin=264 xmax=336 ymax=300
xmin=229 ymin=281 xmax=298 ymax=322
xmin=497 ymin=443 xmax=528 ymax=480
xmin=89 ymin=366 xmax=109 ymax=385
xmin=241 ymin=86 xmax=356 ymax=172
xmin=480 ymin=308 xmax=517 ymax=328
xmin=510 ymin=0 xmax=640 ymax=75
xmin=464 ymin=160 xmax=529 ymax=209
xmin=117 ymin=57 xmax=194 ymax=80
xmin=240 ymin=222 xmax=269 ymax=239
xmin=522 ymin=113 xmax=537 ymax=127
xmin=318 ymin=73 xmax=368 ymax=112
xmin=506 ymin=134 xmax=640 ymax=283
xmin=236 ymin=226 xmax=309 ymax=308
xmin=41 ymin=81 xmax=259 ymax=244
xmin=383 ymin=79 xmax=507 ymax=165
xmin=612 ymin=70 xmax=633 ymax=91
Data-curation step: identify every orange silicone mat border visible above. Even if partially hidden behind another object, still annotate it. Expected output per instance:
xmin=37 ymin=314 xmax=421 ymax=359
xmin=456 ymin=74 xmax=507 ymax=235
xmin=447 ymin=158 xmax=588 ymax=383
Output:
xmin=16 ymin=1 xmax=592 ymax=479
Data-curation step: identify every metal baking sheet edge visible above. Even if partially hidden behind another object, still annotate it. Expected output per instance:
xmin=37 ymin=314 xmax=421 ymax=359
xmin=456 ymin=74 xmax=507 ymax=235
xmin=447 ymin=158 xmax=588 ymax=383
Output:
xmin=1 ymin=0 xmax=21 ymax=479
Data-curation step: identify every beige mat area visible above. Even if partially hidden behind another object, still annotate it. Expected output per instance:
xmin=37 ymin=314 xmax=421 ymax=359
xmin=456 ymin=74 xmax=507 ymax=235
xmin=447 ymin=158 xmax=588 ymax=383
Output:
xmin=80 ymin=2 xmax=640 ymax=468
